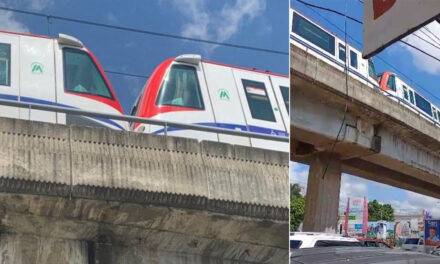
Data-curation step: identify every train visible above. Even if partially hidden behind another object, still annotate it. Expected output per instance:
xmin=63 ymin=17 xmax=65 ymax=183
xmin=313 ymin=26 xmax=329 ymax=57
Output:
xmin=290 ymin=8 xmax=440 ymax=126
xmin=130 ymin=54 xmax=289 ymax=151
xmin=0 ymin=30 xmax=126 ymax=130
xmin=290 ymin=9 xmax=379 ymax=88
xmin=378 ymin=72 xmax=440 ymax=123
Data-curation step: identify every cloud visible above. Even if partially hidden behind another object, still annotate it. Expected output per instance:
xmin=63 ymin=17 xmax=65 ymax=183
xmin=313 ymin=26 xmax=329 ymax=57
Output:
xmin=290 ymin=162 xmax=309 ymax=194
xmin=0 ymin=0 xmax=54 ymax=33
xmin=339 ymin=174 xmax=369 ymax=212
xmin=401 ymin=21 xmax=440 ymax=75
xmin=164 ymin=0 xmax=266 ymax=53
xmin=390 ymin=191 xmax=440 ymax=217
xmin=28 ymin=0 xmax=54 ymax=11
xmin=0 ymin=11 xmax=29 ymax=32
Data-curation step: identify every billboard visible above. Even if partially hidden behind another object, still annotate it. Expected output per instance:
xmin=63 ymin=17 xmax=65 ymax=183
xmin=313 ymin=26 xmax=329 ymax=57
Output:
xmin=363 ymin=0 xmax=440 ymax=58
xmin=425 ymin=219 xmax=440 ymax=246
xmin=344 ymin=197 xmax=368 ymax=235
xmin=368 ymin=221 xmax=395 ymax=239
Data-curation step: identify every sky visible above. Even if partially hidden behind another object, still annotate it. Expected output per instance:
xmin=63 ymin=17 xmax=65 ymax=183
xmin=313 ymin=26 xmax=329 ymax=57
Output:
xmin=291 ymin=0 xmax=440 ymax=217
xmin=0 ymin=0 xmax=288 ymax=113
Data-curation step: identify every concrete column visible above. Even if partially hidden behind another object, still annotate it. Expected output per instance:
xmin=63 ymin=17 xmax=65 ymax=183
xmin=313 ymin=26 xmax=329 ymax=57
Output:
xmin=303 ymin=152 xmax=342 ymax=233
xmin=0 ymin=233 xmax=88 ymax=264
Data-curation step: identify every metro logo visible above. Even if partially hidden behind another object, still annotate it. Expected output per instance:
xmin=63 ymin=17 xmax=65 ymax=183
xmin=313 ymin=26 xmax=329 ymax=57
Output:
xmin=373 ymin=0 xmax=396 ymax=20
xmin=31 ymin=62 xmax=43 ymax=74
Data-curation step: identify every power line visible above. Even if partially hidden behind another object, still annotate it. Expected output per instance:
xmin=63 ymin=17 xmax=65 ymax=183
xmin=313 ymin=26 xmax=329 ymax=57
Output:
xmin=400 ymin=40 xmax=440 ymax=64
xmin=412 ymin=33 xmax=440 ymax=51
xmin=296 ymin=0 xmax=363 ymax=24
xmin=299 ymin=1 xmax=440 ymax=105
xmin=422 ymin=26 xmax=440 ymax=46
xmin=0 ymin=6 xmax=287 ymax=56
xmin=105 ymin=70 xmax=149 ymax=79
xmin=420 ymin=28 xmax=440 ymax=47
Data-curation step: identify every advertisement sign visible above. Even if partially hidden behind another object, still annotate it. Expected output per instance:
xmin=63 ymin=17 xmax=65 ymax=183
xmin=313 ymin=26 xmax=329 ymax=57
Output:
xmin=367 ymin=221 xmax=395 ymax=239
xmin=425 ymin=219 xmax=440 ymax=246
xmin=344 ymin=197 xmax=368 ymax=235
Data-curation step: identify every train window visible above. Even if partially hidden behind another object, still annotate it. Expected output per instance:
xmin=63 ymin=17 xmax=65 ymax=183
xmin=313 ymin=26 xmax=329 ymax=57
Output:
xmin=403 ymin=85 xmax=409 ymax=100
xmin=156 ymin=64 xmax=204 ymax=110
xmin=63 ymin=48 xmax=112 ymax=99
xmin=432 ymin=107 xmax=438 ymax=120
xmin=415 ymin=92 xmax=432 ymax=116
xmin=242 ymin=79 xmax=275 ymax=122
xmin=0 ymin=43 xmax=11 ymax=86
xmin=368 ymin=60 xmax=377 ymax=80
xmin=338 ymin=43 xmax=346 ymax=62
xmin=409 ymin=90 xmax=415 ymax=104
xmin=387 ymin=75 xmax=396 ymax=92
xmin=280 ymin=85 xmax=289 ymax=114
xmin=292 ymin=13 xmax=335 ymax=55
xmin=350 ymin=50 xmax=358 ymax=69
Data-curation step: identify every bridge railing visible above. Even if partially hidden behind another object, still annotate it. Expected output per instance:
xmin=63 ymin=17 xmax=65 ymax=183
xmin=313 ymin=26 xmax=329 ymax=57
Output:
xmin=0 ymin=98 xmax=289 ymax=142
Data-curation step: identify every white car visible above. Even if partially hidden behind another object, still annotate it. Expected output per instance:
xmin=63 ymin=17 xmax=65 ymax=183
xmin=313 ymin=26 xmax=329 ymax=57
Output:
xmin=402 ymin=238 xmax=425 ymax=252
xmin=290 ymin=232 xmax=362 ymax=249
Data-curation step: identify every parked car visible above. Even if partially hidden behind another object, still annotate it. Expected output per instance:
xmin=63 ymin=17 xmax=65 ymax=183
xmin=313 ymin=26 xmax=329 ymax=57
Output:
xmin=291 ymin=247 xmax=440 ymax=264
xmin=402 ymin=237 xmax=425 ymax=252
xmin=290 ymin=232 xmax=362 ymax=249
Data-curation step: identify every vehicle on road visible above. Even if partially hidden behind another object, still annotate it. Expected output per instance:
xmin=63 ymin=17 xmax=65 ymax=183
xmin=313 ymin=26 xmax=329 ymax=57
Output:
xmin=291 ymin=247 xmax=440 ymax=264
xmin=402 ymin=237 xmax=425 ymax=252
xmin=290 ymin=232 xmax=362 ymax=249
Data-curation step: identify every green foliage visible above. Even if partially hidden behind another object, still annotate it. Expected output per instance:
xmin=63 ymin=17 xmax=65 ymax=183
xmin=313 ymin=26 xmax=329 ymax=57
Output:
xmin=290 ymin=183 xmax=305 ymax=231
xmin=368 ymin=199 xmax=394 ymax=221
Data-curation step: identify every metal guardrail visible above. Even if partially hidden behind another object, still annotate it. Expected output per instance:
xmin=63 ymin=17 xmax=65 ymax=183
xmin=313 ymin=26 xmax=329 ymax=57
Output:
xmin=0 ymin=98 xmax=289 ymax=142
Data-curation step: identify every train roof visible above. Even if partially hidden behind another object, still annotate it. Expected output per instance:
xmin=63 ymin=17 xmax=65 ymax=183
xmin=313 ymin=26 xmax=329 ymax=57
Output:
xmin=173 ymin=54 xmax=288 ymax=78
xmin=0 ymin=30 xmax=84 ymax=47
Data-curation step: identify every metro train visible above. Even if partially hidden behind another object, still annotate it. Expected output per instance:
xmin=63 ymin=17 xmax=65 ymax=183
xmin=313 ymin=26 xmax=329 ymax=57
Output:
xmin=378 ymin=72 xmax=440 ymax=123
xmin=290 ymin=8 xmax=440 ymax=126
xmin=130 ymin=54 xmax=289 ymax=151
xmin=289 ymin=9 xmax=379 ymax=88
xmin=0 ymin=30 xmax=126 ymax=130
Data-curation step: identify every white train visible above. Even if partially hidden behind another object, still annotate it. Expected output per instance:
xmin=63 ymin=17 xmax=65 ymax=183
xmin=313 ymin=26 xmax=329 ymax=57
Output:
xmin=290 ymin=8 xmax=440 ymax=126
xmin=289 ymin=9 xmax=379 ymax=88
xmin=131 ymin=54 xmax=289 ymax=151
xmin=378 ymin=72 xmax=440 ymax=124
xmin=0 ymin=30 xmax=126 ymax=130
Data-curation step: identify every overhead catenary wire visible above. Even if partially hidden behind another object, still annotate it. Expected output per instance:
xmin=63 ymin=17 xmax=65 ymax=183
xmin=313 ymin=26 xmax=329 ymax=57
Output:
xmin=412 ymin=33 xmax=440 ymax=51
xmin=419 ymin=28 xmax=440 ymax=48
xmin=296 ymin=0 xmax=363 ymax=24
xmin=423 ymin=26 xmax=440 ymax=46
xmin=0 ymin=6 xmax=287 ymax=56
xmin=297 ymin=0 xmax=440 ymax=106
xmin=321 ymin=0 xmax=349 ymax=180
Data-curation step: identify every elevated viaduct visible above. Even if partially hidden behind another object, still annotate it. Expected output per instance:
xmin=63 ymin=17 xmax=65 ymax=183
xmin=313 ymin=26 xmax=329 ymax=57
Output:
xmin=0 ymin=117 xmax=288 ymax=263
xmin=291 ymin=44 xmax=440 ymax=232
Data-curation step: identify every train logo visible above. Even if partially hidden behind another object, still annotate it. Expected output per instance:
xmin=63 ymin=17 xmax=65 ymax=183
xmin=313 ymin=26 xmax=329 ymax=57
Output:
xmin=31 ymin=62 xmax=43 ymax=74
xmin=218 ymin=89 xmax=231 ymax=101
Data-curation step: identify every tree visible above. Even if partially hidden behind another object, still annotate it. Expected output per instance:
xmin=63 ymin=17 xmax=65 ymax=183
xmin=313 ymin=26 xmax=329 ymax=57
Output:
xmin=368 ymin=199 xmax=394 ymax=221
xmin=290 ymin=183 xmax=305 ymax=231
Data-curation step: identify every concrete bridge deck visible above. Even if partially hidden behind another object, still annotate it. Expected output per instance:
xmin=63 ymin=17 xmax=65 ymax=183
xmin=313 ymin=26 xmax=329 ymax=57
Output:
xmin=0 ymin=117 xmax=288 ymax=263
xmin=291 ymin=44 xmax=440 ymax=232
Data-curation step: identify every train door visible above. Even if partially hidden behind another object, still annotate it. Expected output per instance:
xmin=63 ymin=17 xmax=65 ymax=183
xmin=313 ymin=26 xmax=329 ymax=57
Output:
xmin=18 ymin=36 xmax=56 ymax=123
xmin=201 ymin=62 xmax=251 ymax=147
xmin=269 ymin=75 xmax=290 ymax=131
xmin=0 ymin=33 xmax=19 ymax=119
xmin=232 ymin=69 xmax=288 ymax=151
xmin=150 ymin=59 xmax=217 ymax=142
